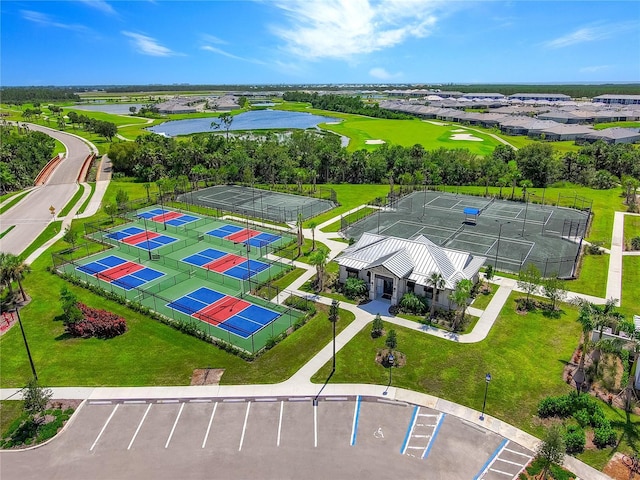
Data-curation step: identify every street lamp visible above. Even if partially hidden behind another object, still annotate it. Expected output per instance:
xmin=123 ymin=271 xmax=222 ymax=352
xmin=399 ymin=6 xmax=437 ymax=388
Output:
xmin=329 ymin=299 xmax=339 ymax=373
xmin=10 ymin=309 xmax=38 ymax=380
xmin=480 ymin=372 xmax=491 ymax=421
xmin=494 ymin=221 xmax=510 ymax=269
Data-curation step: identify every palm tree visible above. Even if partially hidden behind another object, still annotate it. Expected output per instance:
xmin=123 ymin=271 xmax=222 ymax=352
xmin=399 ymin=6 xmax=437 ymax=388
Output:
xmin=575 ymin=301 xmax=595 ymax=382
xmin=309 ymin=248 xmax=329 ymax=292
xmin=1 ymin=253 xmax=31 ymax=301
xmin=0 ymin=252 xmax=14 ymax=296
xmin=308 ymin=221 xmax=318 ymax=251
xmin=449 ymin=279 xmax=473 ymax=331
xmin=427 ymin=272 xmax=445 ymax=319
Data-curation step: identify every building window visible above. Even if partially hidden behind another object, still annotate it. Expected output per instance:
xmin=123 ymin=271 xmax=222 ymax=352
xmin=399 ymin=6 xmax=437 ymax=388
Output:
xmin=407 ymin=281 xmax=415 ymax=293
xmin=425 ymin=286 xmax=433 ymax=299
xmin=346 ymin=267 xmax=359 ymax=279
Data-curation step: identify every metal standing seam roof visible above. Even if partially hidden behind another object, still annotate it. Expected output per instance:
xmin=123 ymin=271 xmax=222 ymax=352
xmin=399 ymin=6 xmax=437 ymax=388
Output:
xmin=337 ymin=233 xmax=486 ymax=290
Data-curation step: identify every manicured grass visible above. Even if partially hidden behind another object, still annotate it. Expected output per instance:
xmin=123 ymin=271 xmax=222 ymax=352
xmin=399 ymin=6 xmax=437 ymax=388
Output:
xmin=0 ymin=225 xmax=16 ymax=239
xmin=77 ymin=182 xmax=96 ymax=215
xmin=624 ymin=214 xmax=640 ymax=248
xmin=568 ymin=254 xmax=609 ymax=298
xmin=321 ymin=206 xmax=377 ymax=233
xmin=221 ymin=305 xmax=356 ymax=384
xmin=20 ymin=221 xmax=63 ymax=259
xmin=57 ymin=184 xmax=85 ymax=217
xmin=304 ymin=184 xmax=390 ymax=227
xmin=593 ymin=121 xmax=640 ymax=130
xmin=276 ymin=238 xmax=329 ymax=264
xmin=0 ymin=190 xmax=31 ymax=214
xmin=311 ymin=292 xmax=581 ymax=439
xmin=0 ymin=401 xmax=24 ymax=435
xmin=620 ymin=256 xmax=640 ymax=320
xmin=472 ymin=283 xmax=498 ymax=310
xmin=254 ymin=268 xmax=306 ymax=300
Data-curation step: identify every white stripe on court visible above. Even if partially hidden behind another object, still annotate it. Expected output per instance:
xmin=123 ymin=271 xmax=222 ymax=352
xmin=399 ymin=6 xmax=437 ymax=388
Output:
xmin=90 ymin=404 xmax=119 ymax=451
xmin=202 ymin=402 xmax=217 ymax=449
xmin=238 ymin=402 xmax=251 ymax=451
xmin=277 ymin=401 xmax=284 ymax=447
xmin=128 ymin=403 xmax=152 ymax=450
xmin=165 ymin=403 xmax=184 ymax=449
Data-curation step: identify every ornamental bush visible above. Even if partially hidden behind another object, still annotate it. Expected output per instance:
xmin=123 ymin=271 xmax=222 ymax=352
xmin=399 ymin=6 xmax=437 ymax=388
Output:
xmin=563 ymin=425 xmax=585 ymax=454
xmin=593 ymin=425 xmax=617 ymax=448
xmin=66 ymin=303 xmax=127 ymax=339
xmin=343 ymin=277 xmax=368 ymax=299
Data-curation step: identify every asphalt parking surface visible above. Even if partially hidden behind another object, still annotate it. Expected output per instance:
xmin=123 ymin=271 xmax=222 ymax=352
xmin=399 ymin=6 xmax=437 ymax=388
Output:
xmin=0 ymin=396 xmax=533 ymax=480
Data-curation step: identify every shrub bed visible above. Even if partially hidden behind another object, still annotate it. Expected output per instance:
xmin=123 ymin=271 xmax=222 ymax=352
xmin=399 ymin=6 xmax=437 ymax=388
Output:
xmin=66 ymin=303 xmax=128 ymax=339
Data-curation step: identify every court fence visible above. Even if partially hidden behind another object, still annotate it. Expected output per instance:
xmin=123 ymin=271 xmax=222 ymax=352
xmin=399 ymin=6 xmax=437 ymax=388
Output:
xmin=52 ymin=250 xmax=308 ymax=355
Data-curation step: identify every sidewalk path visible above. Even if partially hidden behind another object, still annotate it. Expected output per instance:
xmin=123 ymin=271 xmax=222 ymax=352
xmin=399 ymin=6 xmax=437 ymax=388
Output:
xmin=606 ymin=211 xmax=624 ymax=305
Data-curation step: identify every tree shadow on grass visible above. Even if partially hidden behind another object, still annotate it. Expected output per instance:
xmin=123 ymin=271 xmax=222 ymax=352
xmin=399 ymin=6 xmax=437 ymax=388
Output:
xmin=606 ymin=404 xmax=640 ymax=454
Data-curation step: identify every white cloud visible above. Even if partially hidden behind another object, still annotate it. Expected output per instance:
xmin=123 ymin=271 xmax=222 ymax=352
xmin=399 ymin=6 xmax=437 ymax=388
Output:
xmin=269 ymin=0 xmax=445 ymax=60
xmin=201 ymin=45 xmax=266 ymax=65
xmin=21 ymin=10 xmax=88 ymax=32
xmin=201 ymin=34 xmax=228 ymax=45
xmin=78 ymin=1 xmax=117 ymax=16
xmin=579 ymin=65 xmax=613 ymax=73
xmin=122 ymin=31 xmax=178 ymax=57
xmin=369 ymin=67 xmax=402 ymax=80
xmin=542 ymin=22 xmax=636 ymax=49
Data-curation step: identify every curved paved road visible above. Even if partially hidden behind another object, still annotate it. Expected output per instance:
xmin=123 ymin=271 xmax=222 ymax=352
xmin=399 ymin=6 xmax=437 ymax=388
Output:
xmin=0 ymin=125 xmax=95 ymax=255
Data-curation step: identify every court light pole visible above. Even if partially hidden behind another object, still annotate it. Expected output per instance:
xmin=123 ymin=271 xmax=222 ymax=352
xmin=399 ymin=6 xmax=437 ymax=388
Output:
xmin=521 ymin=192 xmax=535 ymax=237
xmin=494 ymin=220 xmax=510 ymax=269
xmin=141 ymin=216 xmax=152 ymax=261
xmin=480 ymin=372 xmax=491 ymax=421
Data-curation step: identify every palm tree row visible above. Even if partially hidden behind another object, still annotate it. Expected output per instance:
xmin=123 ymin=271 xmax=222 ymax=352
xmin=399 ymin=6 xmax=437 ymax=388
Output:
xmin=0 ymin=252 xmax=31 ymax=303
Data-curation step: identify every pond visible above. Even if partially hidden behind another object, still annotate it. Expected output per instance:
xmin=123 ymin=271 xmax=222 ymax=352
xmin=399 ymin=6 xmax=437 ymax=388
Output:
xmin=146 ymin=109 xmax=340 ymax=137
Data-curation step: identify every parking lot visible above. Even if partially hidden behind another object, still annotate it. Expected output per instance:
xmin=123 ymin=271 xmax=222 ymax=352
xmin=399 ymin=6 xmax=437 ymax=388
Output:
xmin=0 ymin=396 xmax=533 ymax=479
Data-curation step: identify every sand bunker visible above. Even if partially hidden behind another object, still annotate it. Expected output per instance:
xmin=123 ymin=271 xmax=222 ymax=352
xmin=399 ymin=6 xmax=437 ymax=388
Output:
xmin=424 ymin=120 xmax=449 ymax=126
xmin=365 ymin=139 xmax=386 ymax=145
xmin=450 ymin=133 xmax=483 ymax=142
xmin=325 ymin=121 xmax=342 ymax=124
xmin=452 ymin=129 xmax=467 ymax=132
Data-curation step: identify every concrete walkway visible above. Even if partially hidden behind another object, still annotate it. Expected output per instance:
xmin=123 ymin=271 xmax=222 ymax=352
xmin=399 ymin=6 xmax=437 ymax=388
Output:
xmin=606 ymin=211 xmax=625 ymax=305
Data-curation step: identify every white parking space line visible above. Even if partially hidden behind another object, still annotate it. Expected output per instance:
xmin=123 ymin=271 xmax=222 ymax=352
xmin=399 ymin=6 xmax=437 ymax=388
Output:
xmin=314 ymin=403 xmax=318 ymax=448
xmin=128 ymin=404 xmax=152 ymax=450
xmin=238 ymin=402 xmax=251 ymax=451
xmin=165 ymin=403 xmax=185 ymax=449
xmin=202 ymin=402 xmax=218 ymax=449
xmin=277 ymin=401 xmax=283 ymax=447
xmin=90 ymin=404 xmax=119 ymax=452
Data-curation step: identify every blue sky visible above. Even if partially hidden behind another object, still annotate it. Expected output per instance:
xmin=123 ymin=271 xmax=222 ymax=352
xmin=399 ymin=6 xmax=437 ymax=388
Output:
xmin=2 ymin=1 xmax=639 ymax=86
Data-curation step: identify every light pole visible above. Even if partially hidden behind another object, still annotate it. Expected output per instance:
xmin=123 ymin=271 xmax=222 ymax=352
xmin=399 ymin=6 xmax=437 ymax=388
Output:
xmin=521 ymin=192 xmax=535 ymax=237
xmin=12 ymin=309 xmax=38 ymax=380
xmin=494 ymin=221 xmax=510 ymax=269
xmin=480 ymin=372 xmax=491 ymax=421
xmin=141 ymin=216 xmax=152 ymax=261
xmin=329 ymin=299 xmax=339 ymax=373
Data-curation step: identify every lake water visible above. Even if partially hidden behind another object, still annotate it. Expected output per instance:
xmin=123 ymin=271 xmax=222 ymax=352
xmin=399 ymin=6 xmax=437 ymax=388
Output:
xmin=147 ymin=109 xmax=340 ymax=136
xmin=71 ymin=104 xmax=145 ymax=114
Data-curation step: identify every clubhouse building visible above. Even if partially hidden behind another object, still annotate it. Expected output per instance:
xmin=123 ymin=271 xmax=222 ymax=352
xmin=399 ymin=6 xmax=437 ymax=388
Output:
xmin=337 ymin=233 xmax=486 ymax=308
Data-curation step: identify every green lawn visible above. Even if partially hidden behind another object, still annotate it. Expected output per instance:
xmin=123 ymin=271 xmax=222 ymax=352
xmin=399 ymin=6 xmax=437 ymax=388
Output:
xmin=620 ymin=256 xmax=640 ymax=319
xmin=0 ymin=190 xmax=31 ymax=215
xmin=58 ymin=184 xmax=85 ymax=217
xmin=304 ymin=184 xmax=389 ymax=227
xmin=77 ymin=183 xmax=96 ymax=215
xmin=321 ymin=206 xmax=377 ymax=233
xmin=311 ymin=292 xmax=580 ymax=438
xmin=0 ymin=401 xmax=23 ymax=435
xmin=567 ymin=254 xmax=610 ymax=298
xmin=593 ymin=121 xmax=640 ymax=130
xmin=472 ymin=283 xmax=498 ymax=310
xmin=624 ymin=215 xmax=640 ymax=248
xmin=276 ymin=238 xmax=329 ymax=264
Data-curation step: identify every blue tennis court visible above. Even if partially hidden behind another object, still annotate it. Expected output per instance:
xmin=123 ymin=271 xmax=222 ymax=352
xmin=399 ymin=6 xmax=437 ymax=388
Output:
xmin=76 ymin=255 xmax=126 ymax=275
xmin=189 ymin=287 xmax=225 ymax=305
xmin=246 ymin=232 xmax=281 ymax=247
xmin=182 ymin=248 xmax=227 ymax=267
xmin=137 ymin=208 xmax=167 ymax=219
xmin=220 ymin=304 xmax=281 ymax=338
xmin=166 ymin=214 xmax=199 ymax=226
xmin=206 ymin=224 xmax=244 ymax=238
xmin=167 ymin=287 xmax=225 ymax=315
xmin=106 ymin=226 xmax=145 ymax=241
xmin=224 ymin=259 xmax=270 ymax=280
xmin=109 ymin=266 xmax=165 ymax=290
xmin=239 ymin=305 xmax=280 ymax=325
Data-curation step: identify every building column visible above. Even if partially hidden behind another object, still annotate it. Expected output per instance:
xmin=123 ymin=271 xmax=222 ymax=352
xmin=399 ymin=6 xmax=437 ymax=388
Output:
xmin=369 ymin=272 xmax=376 ymax=301
xmin=391 ymin=277 xmax=398 ymax=305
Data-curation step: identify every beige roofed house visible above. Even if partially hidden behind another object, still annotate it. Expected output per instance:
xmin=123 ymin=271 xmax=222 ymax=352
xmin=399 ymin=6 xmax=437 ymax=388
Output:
xmin=337 ymin=233 xmax=486 ymax=308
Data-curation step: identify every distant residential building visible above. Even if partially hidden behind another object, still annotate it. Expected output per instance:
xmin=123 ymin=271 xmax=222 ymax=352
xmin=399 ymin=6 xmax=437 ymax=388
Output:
xmin=461 ymin=93 xmax=505 ymax=100
xmin=578 ymin=128 xmax=640 ymax=145
xmin=593 ymin=94 xmax=640 ymax=105
xmin=508 ymin=93 xmax=571 ymax=102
